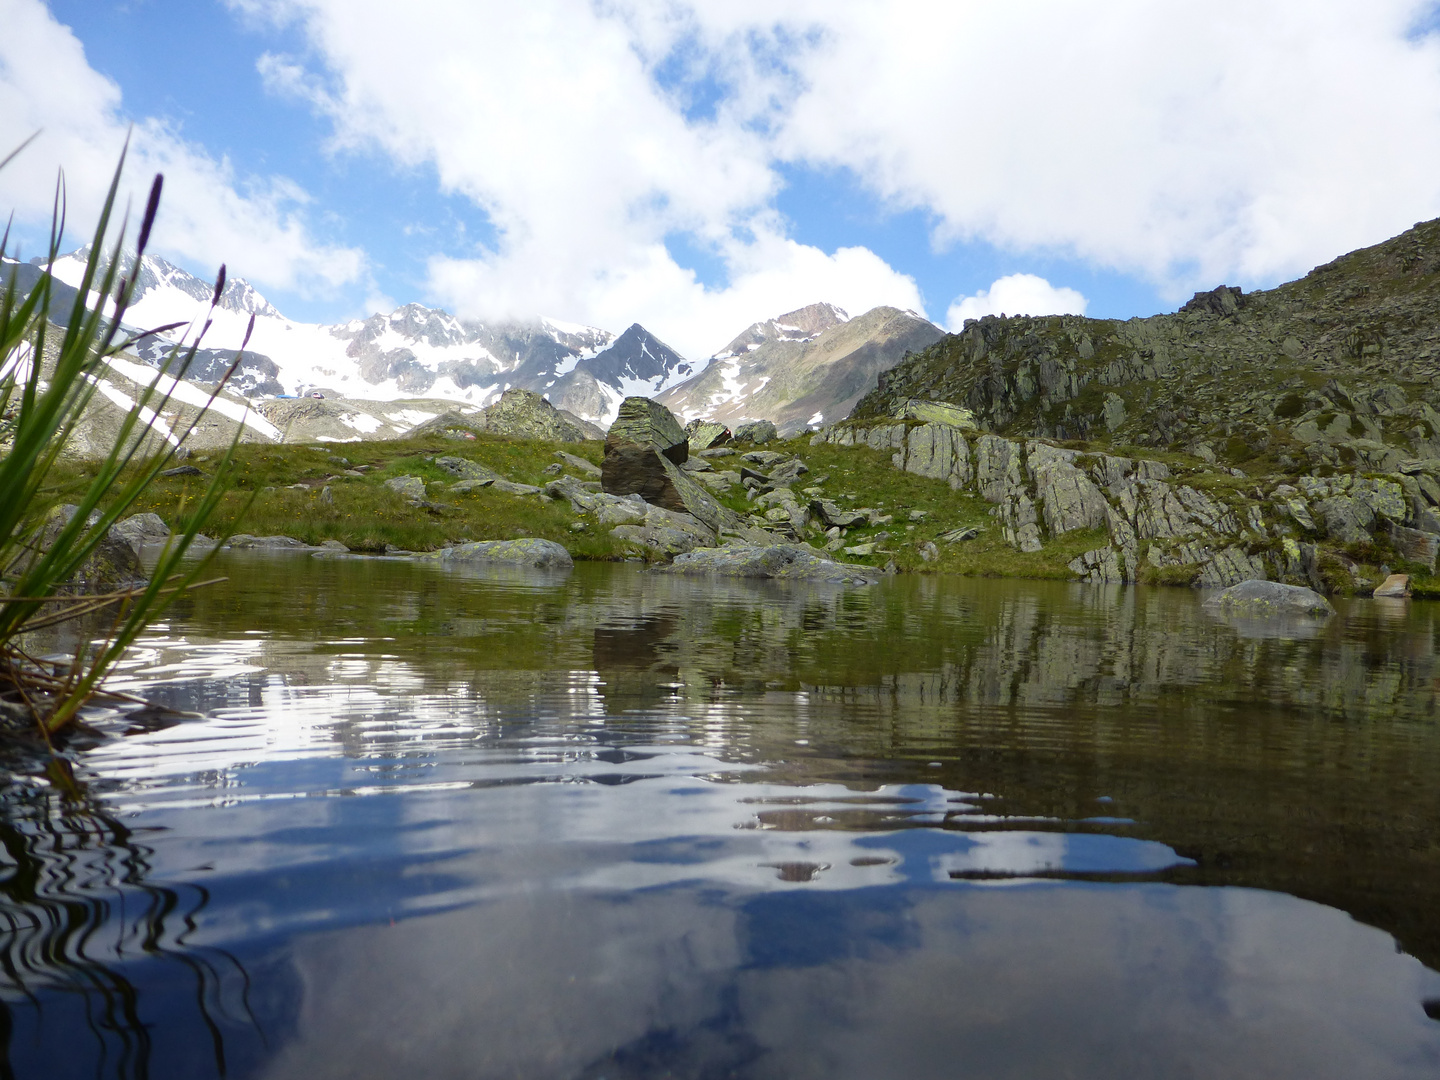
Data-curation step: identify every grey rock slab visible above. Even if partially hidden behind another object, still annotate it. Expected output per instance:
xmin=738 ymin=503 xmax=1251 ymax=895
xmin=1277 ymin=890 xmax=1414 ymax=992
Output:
xmin=419 ymin=538 xmax=573 ymax=569
xmin=384 ymin=475 xmax=428 ymax=501
xmin=661 ymin=544 xmax=879 ymax=584
xmin=434 ymin=457 xmax=505 ymax=483
xmin=1202 ymin=579 xmax=1334 ymax=617
xmin=226 ymin=534 xmax=317 ymax=550
xmin=111 ymin=512 xmax=171 ymax=554
xmin=732 ymin=420 xmax=778 ymax=444
xmin=553 ymin=450 xmax=601 ymax=478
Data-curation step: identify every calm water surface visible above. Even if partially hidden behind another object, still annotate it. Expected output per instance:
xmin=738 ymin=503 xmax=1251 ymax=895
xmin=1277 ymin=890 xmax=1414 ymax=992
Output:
xmin=5 ymin=554 xmax=1440 ymax=1079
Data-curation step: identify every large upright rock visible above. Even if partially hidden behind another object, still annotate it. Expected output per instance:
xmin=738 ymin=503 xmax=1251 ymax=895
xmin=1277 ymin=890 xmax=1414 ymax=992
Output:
xmin=602 ymin=398 xmax=742 ymax=534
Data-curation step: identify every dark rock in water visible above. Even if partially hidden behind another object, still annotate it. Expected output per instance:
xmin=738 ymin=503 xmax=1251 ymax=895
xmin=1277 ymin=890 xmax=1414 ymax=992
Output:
xmin=226 ymin=534 xmax=317 ymax=550
xmin=732 ymin=420 xmax=778 ymax=444
xmin=420 ymin=537 xmax=573 ymax=569
xmin=1203 ymin=579 xmax=1334 ymax=617
xmin=159 ymin=465 xmax=203 ymax=478
xmin=662 ymin=543 xmax=879 ymax=584
xmin=685 ymin=419 xmax=730 ymax=451
xmin=28 ymin=505 xmax=146 ymax=591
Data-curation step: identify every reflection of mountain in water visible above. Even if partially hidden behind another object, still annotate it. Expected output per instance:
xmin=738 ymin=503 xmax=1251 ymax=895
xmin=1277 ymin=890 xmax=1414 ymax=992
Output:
xmin=109 ymin=558 xmax=1440 ymax=976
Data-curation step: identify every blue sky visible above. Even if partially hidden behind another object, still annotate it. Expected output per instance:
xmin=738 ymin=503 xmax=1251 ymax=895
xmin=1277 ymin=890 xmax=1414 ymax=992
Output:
xmin=4 ymin=1 xmax=1440 ymax=357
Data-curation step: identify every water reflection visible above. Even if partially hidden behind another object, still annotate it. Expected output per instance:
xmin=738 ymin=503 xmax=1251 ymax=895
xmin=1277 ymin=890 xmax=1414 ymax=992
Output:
xmin=1 ymin=555 xmax=1439 ymax=1077
xmin=0 ymin=782 xmax=267 ymax=1078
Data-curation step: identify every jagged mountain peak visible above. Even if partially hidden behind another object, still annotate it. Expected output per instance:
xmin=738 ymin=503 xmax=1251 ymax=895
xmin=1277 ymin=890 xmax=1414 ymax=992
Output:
xmin=718 ymin=301 xmax=850 ymax=358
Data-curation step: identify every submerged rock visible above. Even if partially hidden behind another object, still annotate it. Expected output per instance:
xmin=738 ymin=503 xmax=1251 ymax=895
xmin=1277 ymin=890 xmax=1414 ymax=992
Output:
xmin=420 ymin=538 xmax=573 ymax=569
xmin=1202 ymin=579 xmax=1334 ymax=617
xmin=661 ymin=544 xmax=879 ymax=584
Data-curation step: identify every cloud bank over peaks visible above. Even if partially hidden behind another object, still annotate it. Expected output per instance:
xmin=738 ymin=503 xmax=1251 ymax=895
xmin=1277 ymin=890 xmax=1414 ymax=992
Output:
xmin=946 ymin=275 xmax=1089 ymax=331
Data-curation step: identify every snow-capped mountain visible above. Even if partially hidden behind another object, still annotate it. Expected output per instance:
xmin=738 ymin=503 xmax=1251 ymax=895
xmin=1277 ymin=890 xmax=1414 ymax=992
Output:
xmin=35 ymin=248 xmax=701 ymax=426
xmin=15 ymin=249 xmax=939 ymax=434
xmin=657 ymin=302 xmax=945 ymax=436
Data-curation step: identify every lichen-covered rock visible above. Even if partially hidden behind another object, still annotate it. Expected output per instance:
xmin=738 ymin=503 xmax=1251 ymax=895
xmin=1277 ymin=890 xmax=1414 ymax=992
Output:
xmin=481 ymin=388 xmax=599 ymax=442
xmin=685 ymin=420 xmax=730 ymax=451
xmin=1068 ymin=547 xmax=1125 ymax=584
xmin=1202 ymin=579 xmax=1334 ymax=617
xmin=661 ymin=544 xmax=879 ymax=584
xmin=226 ymin=534 xmax=316 ymax=550
xmin=385 ymin=475 xmax=428 ymax=501
xmin=891 ymin=399 xmax=979 ymax=428
xmin=421 ymin=538 xmax=573 ymax=569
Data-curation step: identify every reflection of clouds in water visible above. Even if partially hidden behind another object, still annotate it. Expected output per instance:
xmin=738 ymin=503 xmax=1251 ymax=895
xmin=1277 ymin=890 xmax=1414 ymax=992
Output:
xmin=255 ymin=882 xmax=1440 ymax=1080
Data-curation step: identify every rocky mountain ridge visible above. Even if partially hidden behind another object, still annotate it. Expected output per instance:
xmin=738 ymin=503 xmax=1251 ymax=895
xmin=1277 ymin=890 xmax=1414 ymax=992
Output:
xmin=811 ymin=217 xmax=1440 ymax=592
xmin=658 ymin=303 xmax=944 ymax=437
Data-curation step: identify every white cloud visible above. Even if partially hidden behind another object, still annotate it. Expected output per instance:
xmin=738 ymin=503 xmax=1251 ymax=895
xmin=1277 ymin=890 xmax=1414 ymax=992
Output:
xmin=232 ymin=0 xmax=1440 ymax=350
xmin=762 ymin=0 xmax=1440 ymax=294
xmin=945 ymin=274 xmax=1088 ymax=330
xmin=0 ymin=0 xmax=364 ymax=299
xmin=231 ymin=0 xmax=921 ymax=355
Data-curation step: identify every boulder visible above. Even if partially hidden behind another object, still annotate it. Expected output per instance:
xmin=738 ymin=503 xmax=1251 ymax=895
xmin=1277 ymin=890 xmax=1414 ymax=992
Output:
xmin=685 ymin=419 xmax=730 ymax=452
xmin=661 ymin=544 xmax=880 ymax=584
xmin=602 ymin=397 xmax=741 ymax=533
xmin=611 ymin=504 xmax=716 ymax=557
xmin=111 ymin=512 xmax=171 ymax=554
xmin=435 ymin=457 xmax=504 ymax=483
xmin=384 ymin=475 xmax=428 ymax=501
xmin=732 ymin=420 xmax=778 ymax=444
xmin=809 ymin=499 xmax=868 ymax=529
xmin=419 ymin=538 xmax=573 ymax=569
xmin=1388 ymin=524 xmax=1439 ymax=571
xmin=27 ymin=505 xmax=146 ymax=591
xmin=1373 ymin=573 xmax=1411 ymax=598
xmin=1202 ymin=579 xmax=1334 ymax=617
xmin=481 ymin=387 xmax=600 ymax=442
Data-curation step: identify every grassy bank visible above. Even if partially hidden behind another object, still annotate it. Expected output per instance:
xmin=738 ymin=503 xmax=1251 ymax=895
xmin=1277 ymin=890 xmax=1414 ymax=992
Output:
xmin=42 ymin=427 xmax=1439 ymax=594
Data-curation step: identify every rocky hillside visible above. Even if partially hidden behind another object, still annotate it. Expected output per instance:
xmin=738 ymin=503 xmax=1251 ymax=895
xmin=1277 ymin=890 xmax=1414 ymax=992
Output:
xmin=658 ymin=303 xmax=944 ymax=436
xmin=809 ymin=218 xmax=1440 ymax=592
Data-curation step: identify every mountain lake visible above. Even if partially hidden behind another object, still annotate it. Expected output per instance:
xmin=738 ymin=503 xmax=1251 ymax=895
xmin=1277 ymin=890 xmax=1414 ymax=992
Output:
xmin=5 ymin=552 xmax=1440 ymax=1079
